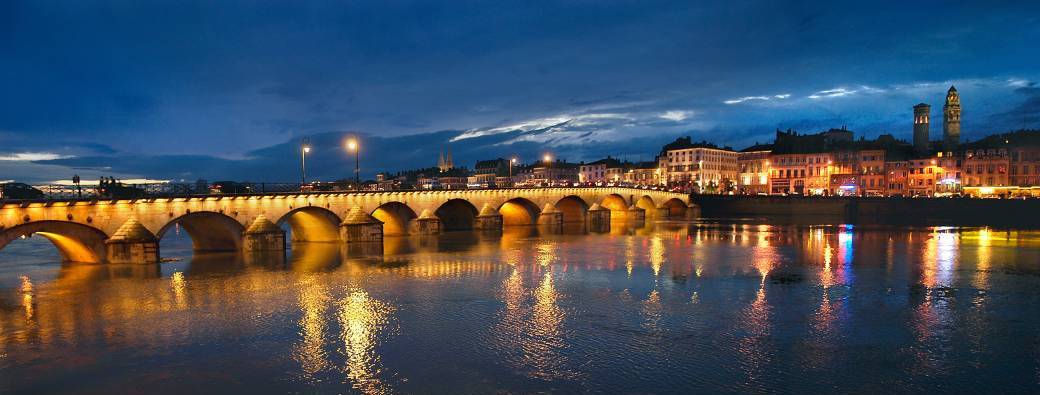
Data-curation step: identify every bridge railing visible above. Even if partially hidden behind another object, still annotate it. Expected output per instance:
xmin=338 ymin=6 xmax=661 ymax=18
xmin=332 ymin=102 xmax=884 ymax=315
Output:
xmin=0 ymin=182 xmax=322 ymax=201
xmin=0 ymin=181 xmax=689 ymax=204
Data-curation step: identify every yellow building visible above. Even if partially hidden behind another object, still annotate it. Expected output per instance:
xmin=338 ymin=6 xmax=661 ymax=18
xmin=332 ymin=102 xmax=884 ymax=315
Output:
xmin=737 ymin=145 xmax=771 ymax=194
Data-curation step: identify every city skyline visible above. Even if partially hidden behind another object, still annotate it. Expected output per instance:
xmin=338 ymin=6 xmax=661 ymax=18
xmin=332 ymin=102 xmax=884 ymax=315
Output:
xmin=3 ymin=1 xmax=1040 ymax=183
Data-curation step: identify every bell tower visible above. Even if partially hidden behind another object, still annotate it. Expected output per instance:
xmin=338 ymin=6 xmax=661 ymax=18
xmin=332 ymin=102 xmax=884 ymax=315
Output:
xmin=943 ymin=86 xmax=961 ymax=150
xmin=913 ymin=103 xmax=931 ymax=154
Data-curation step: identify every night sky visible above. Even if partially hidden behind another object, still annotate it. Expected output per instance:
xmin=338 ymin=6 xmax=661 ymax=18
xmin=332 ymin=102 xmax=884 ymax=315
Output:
xmin=2 ymin=1 xmax=1040 ymax=183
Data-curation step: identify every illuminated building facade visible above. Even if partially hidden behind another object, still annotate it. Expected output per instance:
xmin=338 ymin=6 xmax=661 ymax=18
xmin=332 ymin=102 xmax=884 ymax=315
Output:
xmin=737 ymin=145 xmax=771 ymax=194
xmin=624 ymin=161 xmax=665 ymax=186
xmin=661 ymin=137 xmax=738 ymax=193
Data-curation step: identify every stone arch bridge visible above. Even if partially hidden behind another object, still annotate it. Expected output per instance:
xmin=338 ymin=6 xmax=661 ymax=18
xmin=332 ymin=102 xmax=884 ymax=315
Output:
xmin=0 ymin=187 xmax=691 ymax=264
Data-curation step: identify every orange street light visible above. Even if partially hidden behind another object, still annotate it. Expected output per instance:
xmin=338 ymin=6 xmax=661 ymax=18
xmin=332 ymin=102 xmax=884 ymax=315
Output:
xmin=346 ymin=138 xmax=360 ymax=190
xmin=301 ymin=139 xmax=311 ymax=187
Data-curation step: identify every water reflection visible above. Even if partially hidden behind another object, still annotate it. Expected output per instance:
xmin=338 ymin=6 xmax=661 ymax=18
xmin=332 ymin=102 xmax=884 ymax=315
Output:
xmin=2 ymin=224 xmax=1040 ymax=393
xmin=336 ymin=288 xmax=396 ymax=394
xmin=294 ymin=277 xmax=331 ymax=381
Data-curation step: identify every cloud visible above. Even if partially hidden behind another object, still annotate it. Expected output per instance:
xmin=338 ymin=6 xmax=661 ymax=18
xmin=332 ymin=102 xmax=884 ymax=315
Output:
xmin=808 ymin=88 xmax=857 ymax=99
xmin=1007 ymin=78 xmax=1032 ymax=88
xmin=724 ymin=93 xmax=792 ymax=105
xmin=724 ymin=96 xmax=770 ymax=105
xmin=859 ymin=85 xmax=886 ymax=94
xmin=988 ymin=84 xmax=1040 ymax=128
xmin=0 ymin=152 xmax=72 ymax=161
xmin=659 ymin=110 xmax=693 ymax=121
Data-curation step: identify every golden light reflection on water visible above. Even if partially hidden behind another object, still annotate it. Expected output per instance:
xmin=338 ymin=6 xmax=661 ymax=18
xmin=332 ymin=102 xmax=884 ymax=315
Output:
xmin=625 ymin=236 xmax=636 ymax=277
xmin=3 ymin=225 xmax=1040 ymax=392
xmin=170 ymin=271 xmax=187 ymax=309
xmin=336 ymin=288 xmax=396 ymax=395
xmin=649 ymin=236 xmax=665 ymax=277
xmin=20 ymin=276 xmax=34 ymax=320
xmin=526 ymin=269 xmax=572 ymax=380
xmin=293 ymin=277 xmax=331 ymax=381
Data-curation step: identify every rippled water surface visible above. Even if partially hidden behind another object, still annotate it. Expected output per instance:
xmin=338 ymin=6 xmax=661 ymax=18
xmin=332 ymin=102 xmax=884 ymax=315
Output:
xmin=3 ymin=221 xmax=1040 ymax=394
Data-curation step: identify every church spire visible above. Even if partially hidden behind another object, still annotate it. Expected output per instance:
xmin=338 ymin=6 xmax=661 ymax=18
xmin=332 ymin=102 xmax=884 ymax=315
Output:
xmin=943 ymin=85 xmax=961 ymax=150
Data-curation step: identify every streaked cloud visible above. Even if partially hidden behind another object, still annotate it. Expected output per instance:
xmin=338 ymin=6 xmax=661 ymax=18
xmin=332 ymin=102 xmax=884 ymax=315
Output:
xmin=808 ymin=88 xmax=857 ymax=99
xmin=451 ymin=113 xmax=631 ymax=142
xmin=724 ymin=96 xmax=770 ymax=105
xmin=1008 ymin=78 xmax=1033 ymax=88
xmin=659 ymin=110 xmax=693 ymax=121
xmin=724 ymin=94 xmax=791 ymax=105
xmin=0 ymin=152 xmax=72 ymax=161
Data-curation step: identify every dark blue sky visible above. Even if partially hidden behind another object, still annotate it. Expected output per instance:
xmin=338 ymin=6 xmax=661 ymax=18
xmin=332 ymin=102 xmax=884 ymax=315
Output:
xmin=2 ymin=1 xmax=1040 ymax=183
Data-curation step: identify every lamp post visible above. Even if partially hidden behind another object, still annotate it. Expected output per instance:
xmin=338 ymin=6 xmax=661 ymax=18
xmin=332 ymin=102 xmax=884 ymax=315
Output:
xmin=509 ymin=157 xmax=517 ymax=186
xmin=543 ymin=154 xmax=553 ymax=186
xmin=301 ymin=140 xmax=311 ymax=188
xmin=347 ymin=139 xmax=359 ymax=191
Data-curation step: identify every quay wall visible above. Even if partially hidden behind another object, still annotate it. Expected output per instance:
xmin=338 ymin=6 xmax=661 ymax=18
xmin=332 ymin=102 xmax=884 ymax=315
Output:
xmin=690 ymin=195 xmax=1040 ymax=227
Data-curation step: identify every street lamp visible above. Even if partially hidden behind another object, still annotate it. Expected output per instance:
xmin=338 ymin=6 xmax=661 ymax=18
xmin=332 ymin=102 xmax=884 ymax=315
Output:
xmin=543 ymin=154 xmax=553 ymax=185
xmin=347 ymin=139 xmax=359 ymax=191
xmin=301 ymin=140 xmax=311 ymax=188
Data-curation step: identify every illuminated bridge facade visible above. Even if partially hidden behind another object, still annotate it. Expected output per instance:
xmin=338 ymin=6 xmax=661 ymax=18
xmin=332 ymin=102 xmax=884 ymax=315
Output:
xmin=0 ymin=187 xmax=692 ymax=264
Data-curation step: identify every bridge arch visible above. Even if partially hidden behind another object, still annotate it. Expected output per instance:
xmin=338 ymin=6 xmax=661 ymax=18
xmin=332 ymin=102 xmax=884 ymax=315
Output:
xmin=371 ymin=201 xmax=417 ymax=236
xmin=158 ymin=211 xmax=244 ymax=252
xmin=499 ymin=197 xmax=541 ymax=226
xmin=276 ymin=206 xmax=341 ymax=242
xmin=635 ymin=195 xmax=656 ymax=212
xmin=555 ymin=195 xmax=589 ymax=223
xmin=0 ymin=221 xmax=108 ymax=263
xmin=435 ymin=199 xmax=479 ymax=231
xmin=601 ymin=193 xmax=628 ymax=212
xmin=662 ymin=198 xmax=689 ymax=217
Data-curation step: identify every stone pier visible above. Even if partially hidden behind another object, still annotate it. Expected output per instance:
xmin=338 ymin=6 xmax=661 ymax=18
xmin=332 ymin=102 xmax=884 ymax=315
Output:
xmin=340 ymin=206 xmax=384 ymax=243
xmin=411 ymin=209 xmax=442 ymax=235
xmin=587 ymin=203 xmax=611 ymax=233
xmin=626 ymin=205 xmax=646 ymax=224
xmin=242 ymin=215 xmax=286 ymax=253
xmin=538 ymin=203 xmax=563 ymax=233
xmin=105 ymin=218 xmax=160 ymax=264
xmin=475 ymin=203 xmax=503 ymax=232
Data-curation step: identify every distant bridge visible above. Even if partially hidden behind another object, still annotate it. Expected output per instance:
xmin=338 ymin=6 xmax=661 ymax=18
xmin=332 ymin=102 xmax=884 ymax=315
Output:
xmin=0 ymin=187 xmax=692 ymax=264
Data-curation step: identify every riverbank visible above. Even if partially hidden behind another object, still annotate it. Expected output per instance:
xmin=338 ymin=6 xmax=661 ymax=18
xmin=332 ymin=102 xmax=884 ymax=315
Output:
xmin=691 ymin=195 xmax=1040 ymax=227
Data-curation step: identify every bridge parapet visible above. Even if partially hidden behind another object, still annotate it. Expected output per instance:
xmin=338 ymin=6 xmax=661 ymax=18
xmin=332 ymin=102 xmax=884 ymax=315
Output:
xmin=0 ymin=187 xmax=690 ymax=264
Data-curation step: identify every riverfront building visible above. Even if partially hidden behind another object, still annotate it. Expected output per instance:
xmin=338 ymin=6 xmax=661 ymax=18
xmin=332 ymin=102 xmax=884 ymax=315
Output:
xmin=725 ymin=85 xmax=1040 ymax=198
xmin=737 ymin=144 xmax=771 ymax=194
xmin=372 ymin=84 xmax=1039 ymax=197
xmin=661 ymin=137 xmax=739 ymax=193
xmin=578 ymin=157 xmax=624 ymax=184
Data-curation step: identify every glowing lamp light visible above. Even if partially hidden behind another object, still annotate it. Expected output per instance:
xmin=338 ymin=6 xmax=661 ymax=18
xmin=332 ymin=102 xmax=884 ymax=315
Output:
xmin=303 ymin=147 xmax=311 ymax=153
xmin=347 ymin=140 xmax=358 ymax=151
xmin=543 ymin=154 xmax=552 ymax=163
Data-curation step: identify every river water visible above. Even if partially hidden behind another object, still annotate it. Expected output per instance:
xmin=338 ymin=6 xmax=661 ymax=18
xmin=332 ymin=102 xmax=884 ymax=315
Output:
xmin=1 ymin=220 xmax=1040 ymax=394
